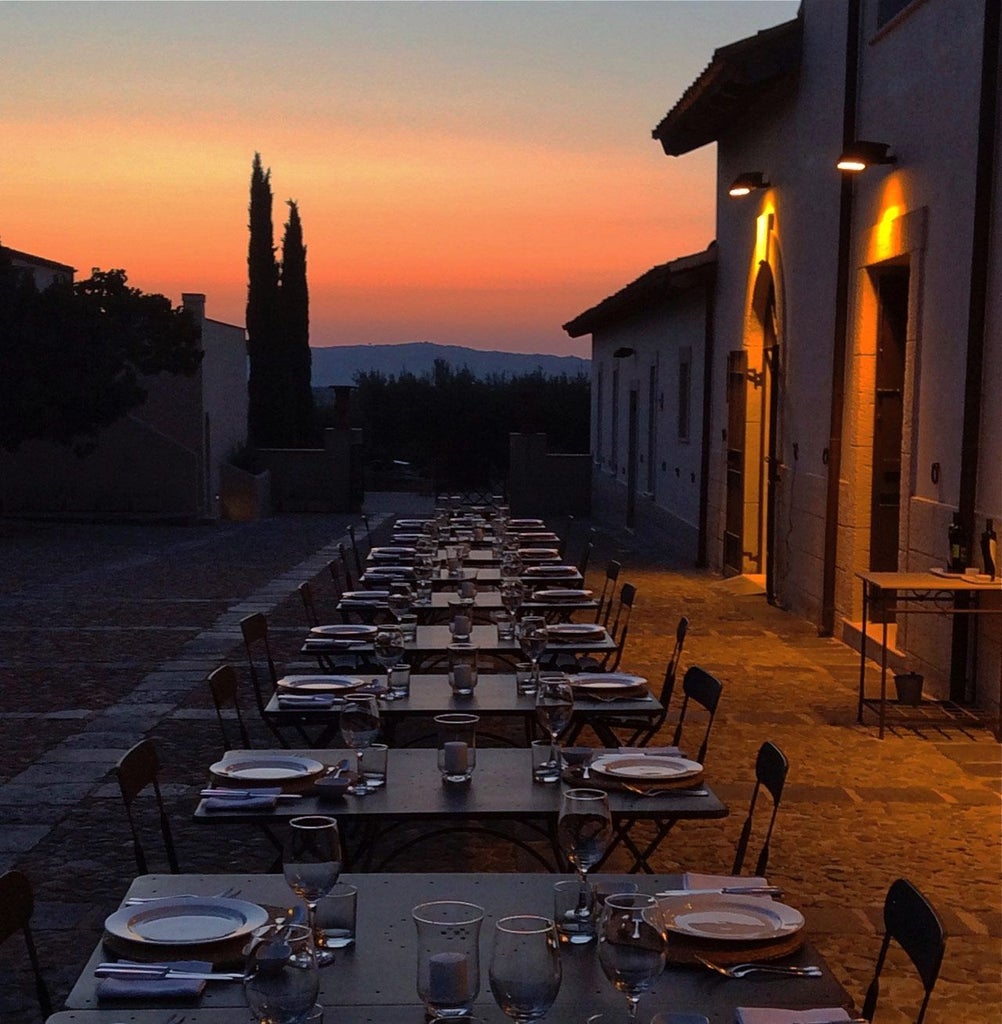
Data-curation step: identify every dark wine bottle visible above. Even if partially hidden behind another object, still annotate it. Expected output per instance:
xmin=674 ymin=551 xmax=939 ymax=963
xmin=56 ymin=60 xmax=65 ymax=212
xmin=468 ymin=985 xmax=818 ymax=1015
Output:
xmin=948 ymin=513 xmax=965 ymax=573
xmin=981 ymin=518 xmax=997 ymax=580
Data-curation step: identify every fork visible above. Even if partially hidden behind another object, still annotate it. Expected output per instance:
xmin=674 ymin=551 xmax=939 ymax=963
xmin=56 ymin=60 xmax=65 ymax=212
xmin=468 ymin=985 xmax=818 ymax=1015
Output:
xmin=125 ymin=886 xmax=239 ymax=905
xmin=694 ymin=954 xmax=822 ymax=978
xmin=621 ymin=783 xmax=708 ymax=797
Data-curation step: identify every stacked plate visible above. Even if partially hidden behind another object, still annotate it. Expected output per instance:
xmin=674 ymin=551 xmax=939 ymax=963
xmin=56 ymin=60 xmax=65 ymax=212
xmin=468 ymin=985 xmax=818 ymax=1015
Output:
xmin=105 ymin=896 xmax=270 ymax=947
xmin=523 ymin=564 xmax=577 ymax=577
xmin=276 ymin=674 xmax=367 ymax=694
xmin=659 ymin=893 xmax=805 ymax=944
xmin=518 ymin=548 xmax=561 ymax=562
xmin=310 ymin=624 xmax=378 ymax=639
xmin=209 ymin=754 xmax=325 ymax=784
xmin=546 ymin=623 xmax=606 ymax=642
xmin=568 ymin=672 xmax=648 ymax=697
xmin=531 ymin=588 xmax=593 ymax=602
xmin=590 ymin=753 xmax=703 ymax=783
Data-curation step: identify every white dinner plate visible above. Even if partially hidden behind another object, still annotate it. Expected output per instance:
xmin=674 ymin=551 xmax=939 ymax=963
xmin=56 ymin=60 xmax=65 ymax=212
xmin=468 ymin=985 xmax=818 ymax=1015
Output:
xmin=547 ymin=624 xmax=607 ymax=641
xmin=659 ymin=894 xmax=804 ymax=941
xmin=591 ymin=754 xmax=702 ymax=780
xmin=519 ymin=548 xmax=561 ymax=561
xmin=105 ymin=896 xmax=270 ymax=945
xmin=209 ymin=755 xmax=325 ymax=782
xmin=372 ymin=546 xmax=417 ymax=557
xmin=523 ymin=565 xmax=577 ymax=577
xmin=509 ymin=518 xmax=545 ymax=528
xmin=340 ymin=590 xmax=390 ymax=601
xmin=531 ymin=589 xmax=594 ymax=601
xmin=276 ymin=675 xmax=367 ymax=694
xmin=310 ymin=624 xmax=378 ymax=639
xmin=569 ymin=673 xmax=648 ymax=693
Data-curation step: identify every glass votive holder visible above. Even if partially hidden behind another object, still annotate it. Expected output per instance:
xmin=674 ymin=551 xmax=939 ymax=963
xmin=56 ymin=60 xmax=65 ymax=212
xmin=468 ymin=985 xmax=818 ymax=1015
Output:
xmin=531 ymin=738 xmax=561 ymax=784
xmin=398 ymin=613 xmax=418 ymax=642
xmin=316 ymin=881 xmax=357 ymax=949
xmin=553 ymin=878 xmax=596 ymax=944
xmin=435 ymin=713 xmax=478 ymax=783
xmin=361 ymin=743 xmax=388 ymax=789
xmin=493 ymin=609 xmax=515 ymax=641
xmin=448 ymin=643 xmax=479 ymax=696
xmin=388 ymin=662 xmax=411 ymax=699
xmin=413 ymin=900 xmax=484 ymax=1018
xmin=450 ymin=613 xmax=472 ymax=643
xmin=515 ymin=662 xmax=537 ymax=696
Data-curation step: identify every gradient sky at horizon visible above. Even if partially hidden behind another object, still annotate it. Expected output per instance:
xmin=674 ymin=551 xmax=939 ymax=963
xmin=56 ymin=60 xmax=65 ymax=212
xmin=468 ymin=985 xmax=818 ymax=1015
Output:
xmin=3 ymin=0 xmax=798 ymax=357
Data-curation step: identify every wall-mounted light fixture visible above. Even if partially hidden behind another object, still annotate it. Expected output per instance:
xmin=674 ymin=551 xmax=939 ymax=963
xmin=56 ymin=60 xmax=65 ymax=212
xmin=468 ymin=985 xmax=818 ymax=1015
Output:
xmin=836 ymin=140 xmax=896 ymax=172
xmin=612 ymin=347 xmax=635 ymax=358
xmin=727 ymin=171 xmax=770 ymax=197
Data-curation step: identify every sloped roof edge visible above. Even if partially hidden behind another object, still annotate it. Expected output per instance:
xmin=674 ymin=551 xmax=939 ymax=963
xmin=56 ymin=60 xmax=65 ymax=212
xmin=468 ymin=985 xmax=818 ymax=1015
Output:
xmin=1 ymin=244 xmax=76 ymax=274
xmin=562 ymin=242 xmax=717 ymax=338
xmin=652 ymin=16 xmax=803 ymax=156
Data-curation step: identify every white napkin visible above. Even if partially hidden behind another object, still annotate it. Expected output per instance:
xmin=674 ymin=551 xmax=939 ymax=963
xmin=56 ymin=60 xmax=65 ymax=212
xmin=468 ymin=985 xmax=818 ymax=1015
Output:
xmin=276 ymin=694 xmax=338 ymax=707
xmin=683 ymin=871 xmax=768 ymax=890
xmin=736 ymin=1010 xmax=849 ymax=1024
xmin=97 ymin=960 xmax=210 ymax=1000
xmin=203 ymin=792 xmax=278 ymax=812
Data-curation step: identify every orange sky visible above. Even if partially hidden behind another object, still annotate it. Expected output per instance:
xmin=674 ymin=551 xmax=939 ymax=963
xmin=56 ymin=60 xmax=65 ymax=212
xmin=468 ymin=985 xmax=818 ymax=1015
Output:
xmin=2 ymin=1 xmax=798 ymax=357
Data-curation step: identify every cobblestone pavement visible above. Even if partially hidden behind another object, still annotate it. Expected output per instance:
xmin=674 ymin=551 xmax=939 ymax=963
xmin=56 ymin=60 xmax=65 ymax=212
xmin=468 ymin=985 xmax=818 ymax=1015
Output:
xmin=0 ymin=498 xmax=998 ymax=1024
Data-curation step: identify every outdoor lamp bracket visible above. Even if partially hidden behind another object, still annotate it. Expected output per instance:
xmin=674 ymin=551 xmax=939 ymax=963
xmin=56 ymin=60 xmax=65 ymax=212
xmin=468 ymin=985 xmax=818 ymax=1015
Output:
xmin=836 ymin=141 xmax=896 ymax=172
xmin=728 ymin=171 xmax=770 ymax=197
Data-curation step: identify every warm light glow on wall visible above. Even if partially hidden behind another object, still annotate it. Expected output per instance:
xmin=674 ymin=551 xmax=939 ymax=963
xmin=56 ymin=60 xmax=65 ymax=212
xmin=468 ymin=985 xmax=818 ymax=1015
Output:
xmin=867 ymin=177 xmax=907 ymax=264
xmin=754 ymin=202 xmax=776 ymax=266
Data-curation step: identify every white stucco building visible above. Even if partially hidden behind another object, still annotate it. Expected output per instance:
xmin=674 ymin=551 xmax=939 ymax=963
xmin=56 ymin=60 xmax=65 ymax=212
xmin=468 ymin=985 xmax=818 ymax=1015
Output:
xmin=567 ymin=0 xmax=1001 ymax=719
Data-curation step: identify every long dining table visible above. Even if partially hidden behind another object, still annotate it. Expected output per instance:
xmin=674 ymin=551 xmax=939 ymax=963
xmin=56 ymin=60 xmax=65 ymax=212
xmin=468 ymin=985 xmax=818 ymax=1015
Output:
xmin=194 ymin=747 xmax=727 ymax=873
xmin=56 ymin=871 xmax=856 ymax=1024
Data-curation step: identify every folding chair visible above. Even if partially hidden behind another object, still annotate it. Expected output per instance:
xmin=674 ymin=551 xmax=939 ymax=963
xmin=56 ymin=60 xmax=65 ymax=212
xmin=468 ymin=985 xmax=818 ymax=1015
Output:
xmin=594 ymin=560 xmax=621 ymax=625
xmin=338 ymin=543 xmax=356 ymax=590
xmin=578 ymin=582 xmax=636 ymax=673
xmin=671 ymin=666 xmax=723 ymax=763
xmin=0 ymin=870 xmax=52 ymax=1017
xmin=732 ymin=740 xmax=789 ymax=876
xmin=568 ymin=615 xmax=687 ymax=747
xmin=347 ymin=524 xmax=365 ymax=580
xmin=208 ymin=663 xmax=252 ymax=751
xmin=861 ymin=878 xmax=946 ymax=1024
xmin=115 ymin=738 xmax=180 ymax=874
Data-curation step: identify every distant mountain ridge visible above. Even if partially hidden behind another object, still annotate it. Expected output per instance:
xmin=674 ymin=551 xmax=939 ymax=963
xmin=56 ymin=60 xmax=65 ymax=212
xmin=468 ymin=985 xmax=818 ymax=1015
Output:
xmin=311 ymin=342 xmax=589 ymax=385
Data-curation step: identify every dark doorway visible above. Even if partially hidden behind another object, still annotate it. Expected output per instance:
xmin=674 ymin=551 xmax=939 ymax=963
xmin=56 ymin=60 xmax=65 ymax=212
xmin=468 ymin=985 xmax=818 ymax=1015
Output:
xmin=626 ymin=389 xmax=638 ymax=529
xmin=724 ymin=350 xmax=748 ymax=576
xmin=869 ymin=266 xmax=909 ymax=572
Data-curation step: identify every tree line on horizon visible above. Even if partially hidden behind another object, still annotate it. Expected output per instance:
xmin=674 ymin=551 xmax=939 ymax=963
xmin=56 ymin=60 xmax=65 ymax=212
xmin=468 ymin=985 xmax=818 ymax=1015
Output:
xmin=326 ymin=359 xmax=590 ymax=490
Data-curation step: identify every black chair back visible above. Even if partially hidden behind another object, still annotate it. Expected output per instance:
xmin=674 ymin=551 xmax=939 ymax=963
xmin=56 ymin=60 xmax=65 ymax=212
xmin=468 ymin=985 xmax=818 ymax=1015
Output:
xmin=208 ymin=663 xmax=252 ymax=751
xmin=115 ymin=739 xmax=180 ymax=874
xmin=862 ymin=878 xmax=946 ymax=1024
xmin=594 ymin=560 xmax=621 ymax=625
xmin=732 ymin=740 xmax=789 ymax=876
xmin=657 ymin=616 xmax=689 ymax=711
xmin=671 ymin=665 xmax=723 ymax=763
xmin=0 ymin=870 xmax=52 ymax=1017
xmin=239 ymin=612 xmax=289 ymax=747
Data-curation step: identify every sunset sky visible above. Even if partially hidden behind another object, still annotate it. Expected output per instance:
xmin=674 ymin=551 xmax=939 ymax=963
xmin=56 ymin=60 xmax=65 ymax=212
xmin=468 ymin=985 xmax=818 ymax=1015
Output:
xmin=3 ymin=1 xmax=798 ymax=358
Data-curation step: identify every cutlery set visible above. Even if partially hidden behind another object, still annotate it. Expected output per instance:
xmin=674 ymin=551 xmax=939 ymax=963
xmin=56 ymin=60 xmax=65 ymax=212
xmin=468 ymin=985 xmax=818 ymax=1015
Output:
xmin=656 ymin=885 xmax=783 ymax=898
xmin=694 ymin=955 xmax=823 ymax=979
xmin=96 ymin=963 xmax=245 ymax=982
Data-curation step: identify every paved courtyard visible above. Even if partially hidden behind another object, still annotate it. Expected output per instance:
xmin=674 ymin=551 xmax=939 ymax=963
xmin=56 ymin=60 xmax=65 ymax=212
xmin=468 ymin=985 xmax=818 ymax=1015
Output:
xmin=0 ymin=497 xmax=998 ymax=1024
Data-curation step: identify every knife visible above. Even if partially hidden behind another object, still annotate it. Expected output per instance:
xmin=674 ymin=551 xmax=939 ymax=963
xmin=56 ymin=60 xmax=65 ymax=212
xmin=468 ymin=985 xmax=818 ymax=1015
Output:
xmin=654 ymin=885 xmax=783 ymax=897
xmin=200 ymin=789 xmax=302 ymax=800
xmin=96 ymin=964 xmax=245 ymax=981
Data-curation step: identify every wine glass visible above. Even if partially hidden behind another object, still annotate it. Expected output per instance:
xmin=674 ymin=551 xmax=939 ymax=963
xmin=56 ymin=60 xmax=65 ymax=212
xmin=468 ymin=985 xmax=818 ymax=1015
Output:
xmin=244 ymin=923 xmax=319 ymax=1023
xmin=557 ymin=788 xmax=613 ymax=935
xmin=519 ymin=614 xmax=549 ymax=686
xmin=597 ymin=893 xmax=667 ymax=1022
xmin=374 ymin=622 xmax=405 ymax=679
xmin=282 ymin=817 xmax=342 ymax=968
xmin=387 ymin=584 xmax=412 ymax=623
xmin=339 ymin=694 xmax=381 ymax=795
xmin=501 ymin=579 xmax=525 ymax=618
xmin=534 ymin=673 xmax=574 ymax=780
xmin=489 ymin=915 xmax=562 ymax=1023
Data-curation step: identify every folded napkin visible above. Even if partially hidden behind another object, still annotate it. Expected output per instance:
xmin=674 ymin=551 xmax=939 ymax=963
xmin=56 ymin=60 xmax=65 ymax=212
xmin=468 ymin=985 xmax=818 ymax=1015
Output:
xmin=203 ymin=790 xmax=279 ymax=812
xmin=276 ymin=694 xmax=339 ymax=707
xmin=736 ymin=1010 xmax=849 ymax=1024
xmin=682 ymin=871 xmax=768 ymax=890
xmin=97 ymin=959 xmax=210 ymax=1000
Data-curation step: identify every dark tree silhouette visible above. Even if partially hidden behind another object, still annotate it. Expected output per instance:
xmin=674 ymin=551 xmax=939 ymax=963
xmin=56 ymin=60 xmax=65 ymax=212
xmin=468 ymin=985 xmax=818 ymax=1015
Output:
xmin=280 ymin=199 xmax=315 ymax=445
xmin=0 ymin=253 xmax=202 ymax=453
xmin=246 ymin=152 xmax=281 ymax=447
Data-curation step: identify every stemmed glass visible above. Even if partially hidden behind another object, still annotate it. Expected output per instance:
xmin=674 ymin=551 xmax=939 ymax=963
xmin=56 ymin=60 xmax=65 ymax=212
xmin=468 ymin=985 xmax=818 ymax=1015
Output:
xmin=282 ymin=816 xmax=343 ymax=968
xmin=338 ymin=694 xmax=381 ymax=795
xmin=597 ymin=893 xmax=667 ymax=1022
xmin=534 ymin=673 xmax=574 ymax=778
xmin=489 ymin=915 xmax=562 ymax=1023
xmin=373 ymin=624 xmax=406 ymax=696
xmin=387 ymin=584 xmax=412 ymax=623
xmin=519 ymin=614 xmax=549 ymax=687
xmin=557 ymin=788 xmax=613 ymax=933
xmin=501 ymin=579 xmax=525 ymax=618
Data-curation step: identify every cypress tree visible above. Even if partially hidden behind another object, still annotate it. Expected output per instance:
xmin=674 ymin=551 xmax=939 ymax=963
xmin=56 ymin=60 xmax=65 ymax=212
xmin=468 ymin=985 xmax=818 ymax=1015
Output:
xmin=246 ymin=152 xmax=280 ymax=447
xmin=280 ymin=200 xmax=315 ymax=445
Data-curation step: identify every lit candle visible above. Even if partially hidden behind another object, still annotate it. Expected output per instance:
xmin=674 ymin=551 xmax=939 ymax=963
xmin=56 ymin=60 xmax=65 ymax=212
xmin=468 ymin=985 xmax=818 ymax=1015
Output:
xmin=428 ymin=951 xmax=471 ymax=1005
xmin=443 ymin=741 xmax=468 ymax=774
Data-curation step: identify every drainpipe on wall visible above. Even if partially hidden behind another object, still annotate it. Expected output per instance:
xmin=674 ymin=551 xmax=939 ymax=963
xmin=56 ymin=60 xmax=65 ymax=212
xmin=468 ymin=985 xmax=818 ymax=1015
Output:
xmin=696 ymin=259 xmax=717 ymax=568
xmin=820 ymin=0 xmax=861 ymax=637
xmin=950 ymin=0 xmax=1000 ymax=702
